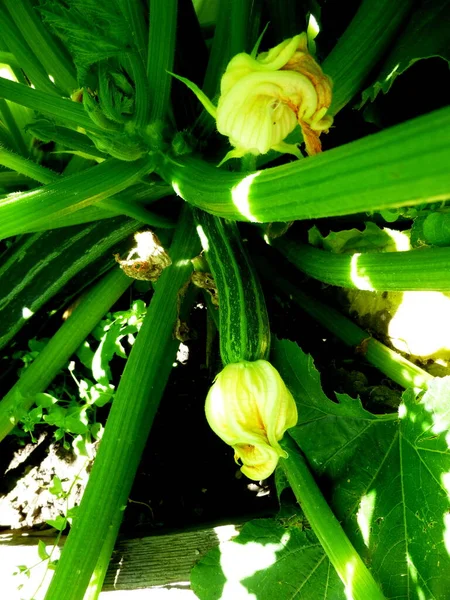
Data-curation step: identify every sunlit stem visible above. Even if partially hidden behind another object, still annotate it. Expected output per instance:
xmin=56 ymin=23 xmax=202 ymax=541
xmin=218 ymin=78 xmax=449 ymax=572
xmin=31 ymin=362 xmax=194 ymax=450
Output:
xmin=281 ymin=436 xmax=386 ymax=600
xmin=256 ymin=258 xmax=432 ymax=391
xmin=43 ymin=207 xmax=200 ymax=600
xmin=159 ymin=107 xmax=450 ymax=222
xmin=274 ymin=239 xmax=450 ymax=292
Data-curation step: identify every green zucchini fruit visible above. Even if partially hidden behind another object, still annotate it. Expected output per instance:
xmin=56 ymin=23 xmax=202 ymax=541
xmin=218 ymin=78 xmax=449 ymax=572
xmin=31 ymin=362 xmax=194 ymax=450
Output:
xmin=193 ymin=208 xmax=270 ymax=365
xmin=0 ymin=216 xmax=142 ymax=350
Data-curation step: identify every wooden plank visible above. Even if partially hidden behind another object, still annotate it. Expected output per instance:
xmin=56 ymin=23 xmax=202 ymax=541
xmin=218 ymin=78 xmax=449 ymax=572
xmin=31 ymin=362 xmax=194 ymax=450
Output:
xmin=0 ymin=523 xmax=241 ymax=598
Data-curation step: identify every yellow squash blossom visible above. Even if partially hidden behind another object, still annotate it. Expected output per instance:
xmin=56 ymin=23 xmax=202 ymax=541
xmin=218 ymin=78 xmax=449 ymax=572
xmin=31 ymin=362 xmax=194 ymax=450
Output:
xmin=173 ymin=32 xmax=333 ymax=164
xmin=205 ymin=360 xmax=298 ymax=480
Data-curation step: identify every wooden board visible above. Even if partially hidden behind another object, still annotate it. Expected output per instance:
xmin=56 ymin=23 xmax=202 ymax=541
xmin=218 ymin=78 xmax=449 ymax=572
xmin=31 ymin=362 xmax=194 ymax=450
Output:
xmin=0 ymin=523 xmax=241 ymax=599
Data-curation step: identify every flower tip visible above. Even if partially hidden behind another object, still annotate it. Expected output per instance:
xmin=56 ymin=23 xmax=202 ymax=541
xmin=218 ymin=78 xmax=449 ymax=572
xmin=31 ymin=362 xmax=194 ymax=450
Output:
xmin=205 ymin=360 xmax=298 ymax=480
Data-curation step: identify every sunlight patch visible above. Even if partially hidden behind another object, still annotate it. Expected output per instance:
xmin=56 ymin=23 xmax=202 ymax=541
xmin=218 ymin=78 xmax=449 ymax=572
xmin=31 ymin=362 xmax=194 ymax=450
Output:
xmin=172 ymin=181 xmax=183 ymax=199
xmin=219 ymin=532 xmax=290 ymax=598
xmin=196 ymin=224 xmax=209 ymax=252
xmin=231 ymin=172 xmax=260 ymax=222
xmin=356 ymin=490 xmax=377 ymax=547
xmin=398 ymin=403 xmax=408 ymax=419
xmin=441 ymin=472 xmax=450 ymax=500
xmin=350 ymin=254 xmax=374 ymax=291
xmin=443 ymin=512 xmax=450 ymax=556
xmin=344 ymin=558 xmax=355 ymax=600
xmin=214 ymin=524 xmax=240 ymax=543
xmin=0 ymin=65 xmax=16 ymax=81
xmin=386 ymin=63 xmax=400 ymax=82
xmin=388 ymin=292 xmax=450 ymax=358
xmin=22 ymin=307 xmax=34 ymax=319
xmin=384 ymin=228 xmax=410 ymax=251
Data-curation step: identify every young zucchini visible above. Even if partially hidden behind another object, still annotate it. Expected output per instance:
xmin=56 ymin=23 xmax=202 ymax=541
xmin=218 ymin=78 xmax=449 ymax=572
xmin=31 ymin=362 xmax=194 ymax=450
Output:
xmin=193 ymin=208 xmax=297 ymax=481
xmin=192 ymin=208 xmax=270 ymax=364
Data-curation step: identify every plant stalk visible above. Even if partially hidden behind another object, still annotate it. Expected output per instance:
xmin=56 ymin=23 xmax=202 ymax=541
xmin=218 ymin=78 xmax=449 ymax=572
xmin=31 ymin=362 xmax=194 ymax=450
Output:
xmin=274 ymin=238 xmax=450 ymax=292
xmin=0 ymin=77 xmax=104 ymax=134
xmin=256 ymin=257 xmax=432 ymax=391
xmin=43 ymin=207 xmax=199 ymax=600
xmin=147 ymin=0 xmax=178 ymax=122
xmin=4 ymin=0 xmax=77 ymax=95
xmin=0 ymin=156 xmax=154 ymax=238
xmin=280 ymin=435 xmax=386 ymax=600
xmin=159 ymin=107 xmax=450 ymax=222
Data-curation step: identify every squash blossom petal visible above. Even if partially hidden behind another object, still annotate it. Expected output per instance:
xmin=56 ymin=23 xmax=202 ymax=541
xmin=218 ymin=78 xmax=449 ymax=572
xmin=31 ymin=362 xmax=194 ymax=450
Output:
xmin=216 ymin=32 xmax=333 ymax=161
xmin=205 ymin=360 xmax=298 ymax=480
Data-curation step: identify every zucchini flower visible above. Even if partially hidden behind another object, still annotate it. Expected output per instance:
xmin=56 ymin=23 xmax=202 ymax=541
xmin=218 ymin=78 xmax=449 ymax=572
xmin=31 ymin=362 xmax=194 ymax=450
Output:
xmin=173 ymin=32 xmax=333 ymax=163
xmin=205 ymin=360 xmax=298 ymax=480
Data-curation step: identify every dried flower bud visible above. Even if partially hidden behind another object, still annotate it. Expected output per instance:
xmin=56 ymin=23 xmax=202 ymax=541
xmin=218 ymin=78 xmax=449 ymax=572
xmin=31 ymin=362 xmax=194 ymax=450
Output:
xmin=115 ymin=230 xmax=171 ymax=281
xmin=205 ymin=360 xmax=298 ymax=480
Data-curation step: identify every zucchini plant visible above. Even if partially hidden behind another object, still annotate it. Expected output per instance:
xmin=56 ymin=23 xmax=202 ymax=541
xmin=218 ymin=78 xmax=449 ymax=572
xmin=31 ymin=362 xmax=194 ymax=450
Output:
xmin=0 ymin=0 xmax=449 ymax=599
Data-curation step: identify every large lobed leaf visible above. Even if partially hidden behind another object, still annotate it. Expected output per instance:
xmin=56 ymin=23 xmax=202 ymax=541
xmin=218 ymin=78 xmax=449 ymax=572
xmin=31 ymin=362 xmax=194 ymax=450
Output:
xmin=191 ymin=514 xmax=345 ymax=600
xmin=273 ymin=338 xmax=450 ymax=599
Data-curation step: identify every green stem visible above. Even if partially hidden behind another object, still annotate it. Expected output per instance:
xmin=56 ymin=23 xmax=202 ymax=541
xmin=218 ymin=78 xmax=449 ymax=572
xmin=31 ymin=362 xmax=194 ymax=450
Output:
xmin=274 ymin=238 xmax=450 ymax=291
xmin=280 ymin=435 xmax=386 ymax=600
xmin=0 ymin=268 xmax=132 ymax=441
xmin=0 ymin=147 xmax=59 ymax=184
xmin=83 ymin=509 xmax=124 ymax=600
xmin=147 ymin=0 xmax=178 ymax=122
xmin=0 ymin=172 xmax=33 ymax=189
xmin=192 ymin=0 xmax=261 ymax=140
xmin=159 ymin=106 xmax=450 ymax=222
xmin=0 ymin=155 xmax=154 ymax=238
xmin=0 ymin=217 xmax=141 ymax=351
xmin=0 ymin=5 xmax=60 ymax=96
xmin=229 ymin=0 xmax=255 ymax=56
xmin=0 ymin=98 xmax=30 ymax=157
xmin=200 ymin=0 xmax=232 ymax=99
xmin=4 ymin=0 xmax=77 ymax=95
xmin=43 ymin=207 xmax=199 ymax=600
xmin=118 ymin=0 xmax=151 ymax=127
xmin=0 ymin=51 xmax=20 ymax=68
xmin=0 ymin=77 xmax=104 ymax=134
xmin=257 ymin=258 xmax=432 ymax=390
xmin=119 ymin=0 xmax=148 ymax=64
xmin=0 ymin=150 xmax=174 ymax=230
xmin=323 ymin=0 xmax=414 ymax=115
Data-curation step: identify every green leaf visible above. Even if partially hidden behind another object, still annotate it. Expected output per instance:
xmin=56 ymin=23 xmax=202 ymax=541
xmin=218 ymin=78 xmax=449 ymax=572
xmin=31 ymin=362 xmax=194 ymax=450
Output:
xmin=64 ymin=406 xmax=89 ymax=434
xmin=39 ymin=0 xmax=134 ymax=79
xmin=73 ymin=434 xmax=90 ymax=456
xmin=48 ymin=476 xmax=64 ymax=497
xmin=90 ymin=421 xmax=103 ymax=440
xmin=361 ymin=0 xmax=450 ymax=104
xmin=14 ymin=565 xmax=31 ymax=577
xmin=308 ymin=222 xmax=400 ymax=254
xmin=191 ymin=514 xmax=345 ymax=599
xmin=92 ymin=321 xmax=122 ymax=383
xmin=46 ymin=515 xmax=67 ymax=531
xmin=273 ymin=338 xmax=450 ymax=599
xmin=66 ymin=505 xmax=80 ymax=519
xmin=38 ymin=539 xmax=50 ymax=561
xmin=35 ymin=392 xmax=59 ymax=409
